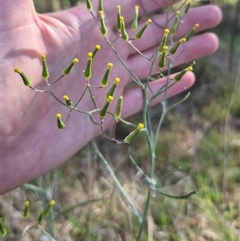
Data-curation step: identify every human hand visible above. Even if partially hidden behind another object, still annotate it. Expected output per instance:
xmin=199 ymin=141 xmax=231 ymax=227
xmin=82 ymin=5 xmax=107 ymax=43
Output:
xmin=1 ymin=0 xmax=222 ymax=194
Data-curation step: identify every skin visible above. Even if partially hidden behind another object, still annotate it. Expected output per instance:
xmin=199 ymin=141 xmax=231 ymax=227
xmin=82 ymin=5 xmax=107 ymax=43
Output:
xmin=0 ymin=0 xmax=222 ymax=194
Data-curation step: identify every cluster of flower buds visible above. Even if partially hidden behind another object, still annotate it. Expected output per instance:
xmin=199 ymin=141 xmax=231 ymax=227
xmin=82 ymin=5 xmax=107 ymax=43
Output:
xmin=155 ymin=9 xmax=199 ymax=79
xmin=99 ymin=77 xmax=123 ymax=120
xmin=13 ymin=0 xmax=199 ymax=144
xmin=22 ymin=199 xmax=56 ymax=225
xmin=86 ymin=1 xmax=152 ymax=41
xmin=14 ymin=54 xmax=79 ymax=88
xmin=116 ymin=5 xmax=152 ymax=41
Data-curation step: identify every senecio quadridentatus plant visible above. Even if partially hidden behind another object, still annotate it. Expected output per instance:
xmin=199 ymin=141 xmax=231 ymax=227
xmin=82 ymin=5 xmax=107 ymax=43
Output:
xmin=13 ymin=0 xmax=199 ymax=239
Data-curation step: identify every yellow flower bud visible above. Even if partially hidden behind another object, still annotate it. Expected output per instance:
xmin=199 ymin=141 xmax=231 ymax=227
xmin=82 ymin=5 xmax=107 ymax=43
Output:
xmin=14 ymin=68 xmax=32 ymax=86
xmin=41 ymin=54 xmax=49 ymax=80
xmin=99 ymin=11 xmax=107 ymax=36
xmin=24 ymin=201 xmax=30 ymax=218
xmin=84 ymin=52 xmax=93 ymax=80
xmin=99 ymin=95 xmax=114 ymax=119
xmin=106 ymin=77 xmax=121 ymax=99
xmin=114 ymin=96 xmax=123 ymax=120
xmin=124 ymin=123 xmax=144 ymax=143
xmin=107 ymin=95 xmax=114 ymax=102
xmin=116 ymin=5 xmax=122 ymax=32
xmin=158 ymin=29 xmax=170 ymax=54
xmin=132 ymin=5 xmax=139 ymax=31
xmin=120 ymin=16 xmax=129 ymax=41
xmin=158 ymin=45 xmax=168 ymax=69
xmin=184 ymin=23 xmax=200 ymax=41
xmin=170 ymin=11 xmax=180 ymax=37
xmin=114 ymin=77 xmax=120 ymax=84
xmin=135 ymin=19 xmax=152 ymax=39
xmin=63 ymin=58 xmax=79 ymax=75
xmin=174 ymin=66 xmax=193 ymax=81
xmin=63 ymin=95 xmax=73 ymax=106
xmin=92 ymin=44 xmax=101 ymax=59
xmin=169 ymin=38 xmax=186 ymax=54
xmin=56 ymin=113 xmax=65 ymax=129
xmin=43 ymin=200 xmax=56 ymax=216
xmin=49 ymin=200 xmax=56 ymax=206
xmin=101 ymin=63 xmax=113 ymax=87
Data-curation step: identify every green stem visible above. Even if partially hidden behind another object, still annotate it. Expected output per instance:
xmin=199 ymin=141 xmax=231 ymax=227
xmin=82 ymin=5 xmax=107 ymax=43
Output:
xmin=136 ymin=188 xmax=151 ymax=241
xmin=153 ymin=62 xmax=172 ymax=151
xmin=91 ymin=141 xmax=142 ymax=223
xmin=136 ymin=81 xmax=156 ymax=240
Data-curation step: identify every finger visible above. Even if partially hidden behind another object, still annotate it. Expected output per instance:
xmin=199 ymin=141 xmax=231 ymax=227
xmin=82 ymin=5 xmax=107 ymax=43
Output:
xmin=126 ymin=5 xmax=222 ymax=55
xmin=2 ymin=0 xmax=37 ymax=31
xmin=127 ymin=33 xmax=219 ymax=81
xmin=122 ymin=71 xmax=195 ymax=118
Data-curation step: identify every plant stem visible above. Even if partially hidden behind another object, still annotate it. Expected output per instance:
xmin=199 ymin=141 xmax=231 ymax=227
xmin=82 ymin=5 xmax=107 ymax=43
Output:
xmin=91 ymin=141 xmax=142 ymax=223
xmin=136 ymin=83 xmax=156 ymax=240
xmin=136 ymin=188 xmax=151 ymax=241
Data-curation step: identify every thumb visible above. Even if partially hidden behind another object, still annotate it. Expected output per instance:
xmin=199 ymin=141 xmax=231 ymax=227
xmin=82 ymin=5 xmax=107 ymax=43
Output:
xmin=0 ymin=0 xmax=37 ymax=31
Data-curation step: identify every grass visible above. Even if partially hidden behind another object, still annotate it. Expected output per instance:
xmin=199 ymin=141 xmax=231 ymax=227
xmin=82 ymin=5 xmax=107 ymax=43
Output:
xmin=1 ymin=1 xmax=240 ymax=241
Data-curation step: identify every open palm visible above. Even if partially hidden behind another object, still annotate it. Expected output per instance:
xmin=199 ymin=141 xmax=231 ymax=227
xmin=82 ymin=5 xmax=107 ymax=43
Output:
xmin=1 ymin=0 xmax=222 ymax=193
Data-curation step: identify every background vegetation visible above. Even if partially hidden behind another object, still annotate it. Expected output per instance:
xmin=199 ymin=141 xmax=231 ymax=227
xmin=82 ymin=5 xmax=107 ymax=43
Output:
xmin=1 ymin=0 xmax=239 ymax=240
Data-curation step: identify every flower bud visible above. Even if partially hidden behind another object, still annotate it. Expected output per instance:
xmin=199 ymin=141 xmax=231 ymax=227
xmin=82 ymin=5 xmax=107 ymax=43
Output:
xmin=158 ymin=45 xmax=168 ymax=69
xmin=124 ymin=123 xmax=144 ymax=143
xmin=170 ymin=11 xmax=180 ymax=37
xmin=98 ymin=0 xmax=104 ymax=12
xmin=101 ymin=63 xmax=113 ymax=87
xmin=14 ymin=68 xmax=31 ymax=86
xmin=24 ymin=201 xmax=30 ymax=218
xmin=132 ymin=5 xmax=139 ymax=31
xmin=158 ymin=29 xmax=170 ymax=54
xmin=135 ymin=19 xmax=152 ymax=39
xmin=84 ymin=52 xmax=93 ymax=80
xmin=114 ymin=96 xmax=123 ymax=120
xmin=92 ymin=44 xmax=101 ymax=59
xmin=63 ymin=95 xmax=73 ymax=106
xmin=99 ymin=11 xmax=107 ymax=36
xmin=116 ymin=5 xmax=122 ymax=32
xmin=99 ymin=95 xmax=114 ymax=119
xmin=38 ymin=210 xmax=44 ymax=224
xmin=120 ymin=16 xmax=129 ymax=41
xmin=184 ymin=3 xmax=191 ymax=17
xmin=86 ymin=0 xmax=92 ymax=11
xmin=0 ymin=217 xmax=7 ymax=237
xmin=169 ymin=38 xmax=186 ymax=54
xmin=43 ymin=200 xmax=56 ymax=216
xmin=63 ymin=58 xmax=79 ymax=75
xmin=106 ymin=77 xmax=120 ymax=99
xmin=56 ymin=113 xmax=65 ymax=129
xmin=184 ymin=23 xmax=199 ymax=41
xmin=41 ymin=54 xmax=49 ymax=80
xmin=174 ymin=66 xmax=193 ymax=81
